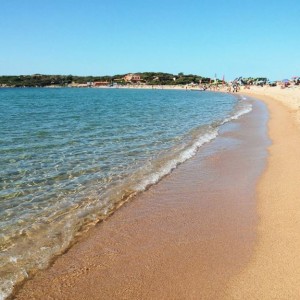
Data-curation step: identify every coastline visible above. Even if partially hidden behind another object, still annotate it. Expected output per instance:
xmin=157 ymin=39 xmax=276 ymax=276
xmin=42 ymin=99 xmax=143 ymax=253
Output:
xmin=0 ymin=84 xmax=209 ymax=91
xmin=0 ymin=89 xmax=245 ymax=299
xmin=14 ymin=97 xmax=269 ymax=299
xmin=11 ymin=86 xmax=300 ymax=299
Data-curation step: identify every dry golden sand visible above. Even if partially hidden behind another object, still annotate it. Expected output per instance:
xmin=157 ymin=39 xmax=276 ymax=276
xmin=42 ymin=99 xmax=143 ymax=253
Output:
xmin=241 ymin=85 xmax=300 ymax=126
xmin=226 ymin=88 xmax=300 ymax=299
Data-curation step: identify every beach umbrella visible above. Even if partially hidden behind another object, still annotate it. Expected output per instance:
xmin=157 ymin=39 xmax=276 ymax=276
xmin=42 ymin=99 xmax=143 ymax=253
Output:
xmin=282 ymin=79 xmax=289 ymax=83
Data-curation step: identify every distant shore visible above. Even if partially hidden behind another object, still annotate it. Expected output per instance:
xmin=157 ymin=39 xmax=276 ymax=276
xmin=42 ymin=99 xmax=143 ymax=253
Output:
xmin=0 ymin=84 xmax=210 ymax=90
xmin=2 ymin=82 xmax=299 ymax=101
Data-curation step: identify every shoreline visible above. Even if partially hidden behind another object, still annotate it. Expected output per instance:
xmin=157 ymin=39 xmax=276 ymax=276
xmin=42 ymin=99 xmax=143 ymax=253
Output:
xmin=14 ymin=97 xmax=269 ymax=299
xmin=0 ymin=85 xmax=209 ymax=91
xmin=0 ymin=90 xmax=245 ymax=300
xmin=10 ymin=86 xmax=300 ymax=299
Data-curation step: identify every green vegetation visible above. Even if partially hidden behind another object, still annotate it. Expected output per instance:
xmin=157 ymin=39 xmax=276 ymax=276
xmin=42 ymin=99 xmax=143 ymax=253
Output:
xmin=0 ymin=74 xmax=96 ymax=87
xmin=139 ymin=72 xmax=212 ymax=85
xmin=0 ymin=73 xmax=212 ymax=87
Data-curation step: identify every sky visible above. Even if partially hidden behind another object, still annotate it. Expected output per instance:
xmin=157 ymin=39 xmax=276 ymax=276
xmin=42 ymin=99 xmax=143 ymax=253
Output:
xmin=0 ymin=0 xmax=299 ymax=80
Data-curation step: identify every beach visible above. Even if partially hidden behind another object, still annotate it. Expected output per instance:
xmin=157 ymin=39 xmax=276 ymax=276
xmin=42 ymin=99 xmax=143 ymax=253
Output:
xmin=2 ymin=0 xmax=299 ymax=298
xmin=11 ymin=86 xmax=300 ymax=299
xmin=226 ymin=86 xmax=300 ymax=299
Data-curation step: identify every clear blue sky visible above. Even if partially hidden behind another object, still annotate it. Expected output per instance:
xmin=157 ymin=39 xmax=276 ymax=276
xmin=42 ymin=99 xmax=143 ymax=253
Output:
xmin=1 ymin=0 xmax=299 ymax=80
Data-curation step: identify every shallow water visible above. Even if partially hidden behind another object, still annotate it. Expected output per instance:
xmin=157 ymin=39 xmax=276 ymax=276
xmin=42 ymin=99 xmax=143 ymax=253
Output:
xmin=0 ymin=88 xmax=251 ymax=299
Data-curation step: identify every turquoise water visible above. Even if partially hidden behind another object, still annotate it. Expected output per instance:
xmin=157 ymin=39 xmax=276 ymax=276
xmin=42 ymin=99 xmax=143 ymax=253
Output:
xmin=0 ymin=88 xmax=251 ymax=298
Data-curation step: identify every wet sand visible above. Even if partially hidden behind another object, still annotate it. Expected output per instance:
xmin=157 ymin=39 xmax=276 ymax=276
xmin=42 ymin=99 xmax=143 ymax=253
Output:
xmin=15 ymin=99 xmax=269 ymax=299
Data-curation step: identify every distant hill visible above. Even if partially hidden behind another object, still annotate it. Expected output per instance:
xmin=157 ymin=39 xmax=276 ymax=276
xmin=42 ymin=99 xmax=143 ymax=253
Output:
xmin=0 ymin=73 xmax=213 ymax=87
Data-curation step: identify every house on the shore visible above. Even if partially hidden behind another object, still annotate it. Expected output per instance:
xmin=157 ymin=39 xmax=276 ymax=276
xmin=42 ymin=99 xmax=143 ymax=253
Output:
xmin=123 ymin=73 xmax=141 ymax=83
xmin=93 ymin=81 xmax=109 ymax=87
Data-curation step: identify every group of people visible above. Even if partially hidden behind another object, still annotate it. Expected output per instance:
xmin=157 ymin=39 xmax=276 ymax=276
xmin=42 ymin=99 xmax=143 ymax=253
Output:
xmin=227 ymin=83 xmax=240 ymax=93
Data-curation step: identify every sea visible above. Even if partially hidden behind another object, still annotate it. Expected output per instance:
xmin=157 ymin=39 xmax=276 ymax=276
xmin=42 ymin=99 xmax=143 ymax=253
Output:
xmin=0 ymin=87 xmax=252 ymax=299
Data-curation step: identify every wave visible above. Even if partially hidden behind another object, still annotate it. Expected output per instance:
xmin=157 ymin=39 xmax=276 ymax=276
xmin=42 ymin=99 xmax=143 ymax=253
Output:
xmin=0 ymin=96 xmax=253 ymax=300
xmin=131 ymin=99 xmax=252 ymax=194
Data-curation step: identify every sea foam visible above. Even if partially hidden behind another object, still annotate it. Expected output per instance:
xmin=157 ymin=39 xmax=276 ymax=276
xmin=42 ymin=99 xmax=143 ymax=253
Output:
xmin=0 ymin=89 xmax=252 ymax=299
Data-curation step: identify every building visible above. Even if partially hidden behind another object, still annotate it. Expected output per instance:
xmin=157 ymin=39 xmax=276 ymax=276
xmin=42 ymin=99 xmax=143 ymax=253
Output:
xmin=93 ymin=81 xmax=109 ymax=87
xmin=123 ymin=74 xmax=141 ymax=82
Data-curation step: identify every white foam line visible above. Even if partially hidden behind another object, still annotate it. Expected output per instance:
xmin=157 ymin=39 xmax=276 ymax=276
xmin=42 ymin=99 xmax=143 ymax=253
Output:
xmin=134 ymin=100 xmax=253 ymax=193
xmin=223 ymin=102 xmax=253 ymax=123
xmin=134 ymin=130 xmax=218 ymax=192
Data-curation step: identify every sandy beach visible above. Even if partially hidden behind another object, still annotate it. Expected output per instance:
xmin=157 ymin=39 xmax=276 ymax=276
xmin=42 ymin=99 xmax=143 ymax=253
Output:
xmin=240 ymin=85 xmax=300 ymax=126
xmin=13 ymin=86 xmax=300 ymax=299
xmin=226 ymin=86 xmax=300 ymax=299
xmin=2 ymin=0 xmax=300 ymax=298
